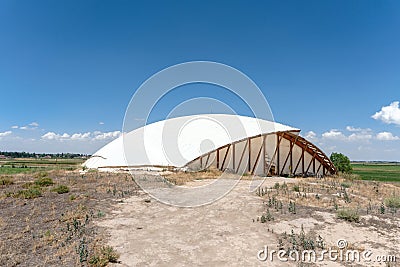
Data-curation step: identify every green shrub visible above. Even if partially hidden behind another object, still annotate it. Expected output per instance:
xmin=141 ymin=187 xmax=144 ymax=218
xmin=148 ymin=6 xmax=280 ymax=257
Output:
xmin=100 ymin=246 xmax=119 ymax=263
xmin=97 ymin=210 xmax=105 ymax=218
xmin=16 ymin=187 xmax=42 ymax=199
xmin=293 ymin=184 xmax=300 ymax=192
xmin=337 ymin=209 xmax=359 ymax=222
xmin=340 ymin=182 xmax=351 ymax=188
xmin=280 ymin=182 xmax=288 ymax=190
xmin=273 ymin=182 xmax=280 ymax=190
xmin=34 ymin=177 xmax=54 ymax=187
xmin=89 ymin=246 xmax=119 ymax=267
xmin=89 ymin=255 xmax=105 ymax=266
xmin=51 ymin=185 xmax=70 ymax=194
xmin=384 ymin=196 xmax=400 ymax=209
xmin=330 ymin=152 xmax=352 ymax=173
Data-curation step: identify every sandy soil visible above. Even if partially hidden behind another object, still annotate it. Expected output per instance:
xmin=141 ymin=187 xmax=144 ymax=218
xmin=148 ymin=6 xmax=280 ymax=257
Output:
xmin=98 ymin=178 xmax=294 ymax=267
xmin=98 ymin=177 xmax=399 ymax=267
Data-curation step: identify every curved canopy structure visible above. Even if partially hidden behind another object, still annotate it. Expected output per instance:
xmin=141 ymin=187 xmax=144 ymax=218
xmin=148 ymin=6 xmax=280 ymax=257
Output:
xmin=84 ymin=114 xmax=336 ymax=176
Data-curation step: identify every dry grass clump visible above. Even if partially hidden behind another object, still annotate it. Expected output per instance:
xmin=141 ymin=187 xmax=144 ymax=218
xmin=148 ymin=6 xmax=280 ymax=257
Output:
xmin=34 ymin=177 xmax=54 ymax=187
xmin=51 ymin=185 xmax=70 ymax=194
xmin=0 ymin=176 xmax=14 ymax=186
xmin=89 ymin=245 xmax=120 ymax=266
xmin=336 ymin=208 xmax=360 ymax=222
xmin=384 ymin=195 xmax=400 ymax=209
xmin=15 ymin=186 xmax=42 ymax=199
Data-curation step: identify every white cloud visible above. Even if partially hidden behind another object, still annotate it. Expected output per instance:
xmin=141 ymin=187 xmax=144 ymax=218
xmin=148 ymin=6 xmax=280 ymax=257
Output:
xmin=322 ymin=128 xmax=373 ymax=142
xmin=372 ymin=101 xmax=400 ymax=125
xmin=99 ymin=122 xmax=104 ymax=125
xmin=93 ymin=131 xmax=121 ymax=140
xmin=346 ymin=126 xmax=371 ymax=132
xmin=11 ymin=125 xmax=19 ymax=129
xmin=41 ymin=132 xmax=59 ymax=140
xmin=41 ymin=131 xmax=121 ymax=142
xmin=322 ymin=129 xmax=346 ymax=140
xmin=304 ymin=131 xmax=317 ymax=140
xmin=348 ymin=133 xmax=372 ymax=141
xmin=61 ymin=133 xmax=70 ymax=138
xmin=18 ymin=122 xmax=40 ymax=130
xmin=0 ymin=131 xmax=12 ymax=137
xmin=376 ymin=132 xmax=400 ymax=141
xmin=70 ymin=132 xmax=91 ymax=141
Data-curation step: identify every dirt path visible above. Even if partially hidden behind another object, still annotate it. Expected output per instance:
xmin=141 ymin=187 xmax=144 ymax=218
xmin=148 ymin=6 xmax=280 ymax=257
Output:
xmin=97 ymin=177 xmax=400 ymax=267
xmin=98 ymin=178 xmax=295 ymax=267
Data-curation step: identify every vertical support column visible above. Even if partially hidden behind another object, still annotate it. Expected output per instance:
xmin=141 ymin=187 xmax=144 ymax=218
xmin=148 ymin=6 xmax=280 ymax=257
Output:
xmin=232 ymin=143 xmax=235 ymax=171
xmin=289 ymin=140 xmax=293 ymax=175
xmin=248 ymin=138 xmax=251 ymax=173
xmin=263 ymin=135 xmax=266 ymax=175
xmin=221 ymin=145 xmax=230 ymax=171
xmin=313 ymin=157 xmax=316 ymax=174
xmin=200 ymin=156 xmax=203 ymax=169
xmin=217 ymin=149 xmax=220 ymax=169
xmin=301 ymin=148 xmax=305 ymax=174
xmin=276 ymin=134 xmax=280 ymax=176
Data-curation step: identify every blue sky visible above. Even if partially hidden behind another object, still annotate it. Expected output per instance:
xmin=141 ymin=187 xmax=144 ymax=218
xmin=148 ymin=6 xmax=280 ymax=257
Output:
xmin=0 ymin=0 xmax=399 ymax=160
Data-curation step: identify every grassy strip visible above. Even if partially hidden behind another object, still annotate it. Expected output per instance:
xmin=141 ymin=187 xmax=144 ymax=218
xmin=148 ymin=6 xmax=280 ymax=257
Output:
xmin=351 ymin=163 xmax=400 ymax=182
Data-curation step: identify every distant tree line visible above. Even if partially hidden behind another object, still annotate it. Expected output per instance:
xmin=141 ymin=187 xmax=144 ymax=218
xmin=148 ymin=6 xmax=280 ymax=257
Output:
xmin=0 ymin=151 xmax=89 ymax=159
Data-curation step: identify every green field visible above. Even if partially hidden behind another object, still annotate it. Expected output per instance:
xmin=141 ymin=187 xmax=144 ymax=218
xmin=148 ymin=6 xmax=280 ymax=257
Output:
xmin=0 ymin=158 xmax=85 ymax=175
xmin=351 ymin=163 xmax=400 ymax=182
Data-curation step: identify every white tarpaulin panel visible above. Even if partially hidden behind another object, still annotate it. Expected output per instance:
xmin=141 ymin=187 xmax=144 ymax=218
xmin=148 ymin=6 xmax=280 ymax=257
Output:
xmin=83 ymin=114 xmax=299 ymax=169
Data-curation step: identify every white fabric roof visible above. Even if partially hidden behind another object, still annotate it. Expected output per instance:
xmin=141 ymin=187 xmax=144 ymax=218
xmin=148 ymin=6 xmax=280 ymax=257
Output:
xmin=83 ymin=114 xmax=299 ymax=169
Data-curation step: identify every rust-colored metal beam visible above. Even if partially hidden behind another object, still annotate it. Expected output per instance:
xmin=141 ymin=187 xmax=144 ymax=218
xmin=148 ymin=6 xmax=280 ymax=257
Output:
xmin=265 ymin=133 xmax=282 ymax=176
xmin=232 ymin=143 xmax=236 ymax=171
xmin=280 ymin=132 xmax=336 ymax=174
xmin=313 ymin=157 xmax=316 ymax=174
xmin=205 ymin=153 xmax=211 ymax=168
xmin=236 ymin=140 xmax=248 ymax=173
xmin=293 ymin=147 xmax=303 ymax=174
xmin=305 ymin=152 xmax=316 ymax=174
xmin=316 ymin=161 xmax=322 ymax=174
xmin=216 ymin=148 xmax=220 ymax=169
xmin=248 ymin=138 xmax=251 ymax=173
xmin=220 ymin=144 xmax=230 ymax=170
xmin=263 ymin=135 xmax=267 ymax=174
xmin=183 ymin=130 xmax=336 ymax=176
xmin=276 ymin=134 xmax=280 ymax=175
xmin=280 ymin=134 xmax=298 ymax=175
xmin=251 ymin=137 xmax=265 ymax=174
xmin=302 ymin=148 xmax=305 ymax=174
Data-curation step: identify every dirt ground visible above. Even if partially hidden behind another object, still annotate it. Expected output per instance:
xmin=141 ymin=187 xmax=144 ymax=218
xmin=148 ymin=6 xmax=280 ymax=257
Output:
xmin=0 ymin=170 xmax=139 ymax=266
xmin=98 ymin=175 xmax=399 ymax=267
xmin=1 ymin=171 xmax=399 ymax=266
